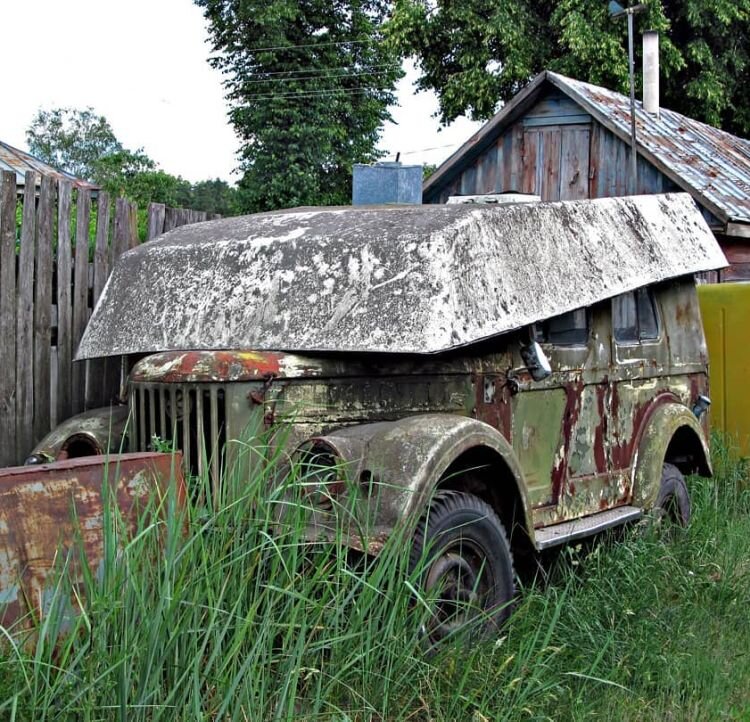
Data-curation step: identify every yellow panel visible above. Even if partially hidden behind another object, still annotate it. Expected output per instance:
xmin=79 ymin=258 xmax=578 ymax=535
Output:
xmin=698 ymin=283 xmax=750 ymax=456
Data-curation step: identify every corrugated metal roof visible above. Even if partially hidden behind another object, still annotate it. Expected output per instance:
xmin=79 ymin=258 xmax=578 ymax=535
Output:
xmin=77 ymin=194 xmax=725 ymax=359
xmin=424 ymin=71 xmax=750 ymax=227
xmin=0 ymin=140 xmax=99 ymax=191
xmin=547 ymin=72 xmax=750 ymax=226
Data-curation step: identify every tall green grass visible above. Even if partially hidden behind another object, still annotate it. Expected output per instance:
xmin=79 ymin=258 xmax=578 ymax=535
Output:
xmin=1 ymin=434 xmax=749 ymax=721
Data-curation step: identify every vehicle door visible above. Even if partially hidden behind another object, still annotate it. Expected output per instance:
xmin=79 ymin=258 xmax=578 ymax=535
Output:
xmin=509 ymin=304 xmax=611 ymax=526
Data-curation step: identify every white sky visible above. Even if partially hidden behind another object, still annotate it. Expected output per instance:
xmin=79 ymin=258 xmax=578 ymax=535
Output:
xmin=0 ymin=0 xmax=483 ymax=184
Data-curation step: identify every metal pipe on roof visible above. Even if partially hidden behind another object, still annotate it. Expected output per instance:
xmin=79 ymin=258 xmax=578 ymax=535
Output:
xmin=643 ymin=30 xmax=660 ymax=117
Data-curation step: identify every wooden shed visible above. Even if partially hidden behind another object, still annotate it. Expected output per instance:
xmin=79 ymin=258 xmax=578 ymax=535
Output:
xmin=423 ymin=71 xmax=750 ymax=281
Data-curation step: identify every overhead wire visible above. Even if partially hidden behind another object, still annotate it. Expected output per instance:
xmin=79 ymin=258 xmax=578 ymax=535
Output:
xmin=241 ymin=68 xmax=401 ymax=86
xmin=241 ymin=38 xmax=379 ymax=54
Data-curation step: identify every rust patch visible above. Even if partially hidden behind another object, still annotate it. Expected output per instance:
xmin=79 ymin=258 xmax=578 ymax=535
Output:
xmin=131 ymin=350 xmax=284 ymax=383
xmin=0 ymin=453 xmax=183 ymax=634
xmin=551 ymin=379 xmax=585 ymax=501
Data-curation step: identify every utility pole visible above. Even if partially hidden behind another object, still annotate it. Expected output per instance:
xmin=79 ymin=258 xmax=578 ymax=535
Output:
xmin=609 ymin=2 xmax=647 ymax=195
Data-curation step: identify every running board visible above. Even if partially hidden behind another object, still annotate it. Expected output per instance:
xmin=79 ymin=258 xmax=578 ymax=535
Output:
xmin=534 ymin=506 xmax=643 ymax=550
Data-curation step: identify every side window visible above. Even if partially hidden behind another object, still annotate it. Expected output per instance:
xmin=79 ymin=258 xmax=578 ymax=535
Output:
xmin=535 ymin=308 xmax=589 ymax=346
xmin=613 ymin=288 xmax=659 ymax=343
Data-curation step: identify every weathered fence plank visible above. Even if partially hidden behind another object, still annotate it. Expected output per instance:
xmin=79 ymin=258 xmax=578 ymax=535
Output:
xmin=72 ymin=190 xmax=91 ymax=414
xmin=16 ymin=173 xmax=36 ymax=461
xmin=0 ymin=176 xmax=219 ymax=465
xmin=56 ymin=181 xmax=73 ymax=423
xmin=0 ymin=173 xmax=17 ymax=467
xmin=33 ymin=176 xmax=55 ymax=445
xmin=163 ymin=206 xmax=178 ymax=233
xmin=85 ymin=193 xmax=111 ymax=410
xmin=147 ymin=202 xmax=166 ymax=240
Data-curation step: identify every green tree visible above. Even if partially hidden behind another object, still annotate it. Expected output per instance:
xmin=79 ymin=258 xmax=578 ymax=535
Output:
xmin=191 ymin=179 xmax=241 ymax=216
xmin=387 ymin=0 xmax=750 ymax=136
xmin=25 ymin=107 xmax=240 ymax=216
xmin=26 ymin=107 xmax=124 ymax=180
xmin=196 ymin=0 xmax=403 ymax=212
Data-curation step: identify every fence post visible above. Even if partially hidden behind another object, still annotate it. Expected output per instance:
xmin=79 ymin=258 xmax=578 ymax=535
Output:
xmin=33 ymin=175 xmax=55 ymax=445
xmin=85 ymin=192 xmax=111 ymax=410
xmin=16 ymin=172 xmax=36 ymax=462
xmin=71 ymin=189 xmax=91 ymax=415
xmin=147 ymin=202 xmax=166 ymax=240
xmin=0 ymin=172 xmax=17 ymax=467
xmin=56 ymin=181 xmax=73 ymax=424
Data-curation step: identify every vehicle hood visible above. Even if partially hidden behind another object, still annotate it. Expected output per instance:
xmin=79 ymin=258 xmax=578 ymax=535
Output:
xmin=76 ymin=193 xmax=727 ymax=359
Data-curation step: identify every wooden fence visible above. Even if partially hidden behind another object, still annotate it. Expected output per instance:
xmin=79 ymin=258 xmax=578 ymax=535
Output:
xmin=0 ymin=171 xmax=219 ymax=467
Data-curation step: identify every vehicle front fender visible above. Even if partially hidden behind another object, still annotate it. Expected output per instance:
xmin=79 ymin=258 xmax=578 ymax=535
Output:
xmin=632 ymin=402 xmax=711 ymax=510
xmin=26 ymin=406 xmax=130 ymax=464
xmin=312 ymin=413 xmax=531 ymax=534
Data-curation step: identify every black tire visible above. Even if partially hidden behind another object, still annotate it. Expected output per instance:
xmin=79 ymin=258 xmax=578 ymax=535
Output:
xmin=410 ymin=490 xmax=515 ymax=644
xmin=655 ymin=463 xmax=691 ymax=526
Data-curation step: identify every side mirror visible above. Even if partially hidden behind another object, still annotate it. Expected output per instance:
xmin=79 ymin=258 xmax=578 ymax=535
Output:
xmin=520 ymin=340 xmax=552 ymax=382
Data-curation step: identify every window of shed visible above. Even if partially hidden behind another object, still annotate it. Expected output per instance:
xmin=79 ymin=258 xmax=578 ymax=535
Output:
xmin=613 ymin=288 xmax=659 ymax=343
xmin=535 ymin=309 xmax=589 ymax=346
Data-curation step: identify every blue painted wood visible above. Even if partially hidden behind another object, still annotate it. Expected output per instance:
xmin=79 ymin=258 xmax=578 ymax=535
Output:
xmin=523 ymin=114 xmax=591 ymax=127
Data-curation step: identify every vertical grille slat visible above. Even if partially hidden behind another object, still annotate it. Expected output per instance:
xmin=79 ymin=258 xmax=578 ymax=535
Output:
xmin=159 ymin=387 xmax=167 ymax=443
xmin=210 ymin=388 xmax=220 ymax=493
xmin=182 ymin=388 xmax=192 ymax=478
xmin=148 ymin=388 xmax=157 ymax=449
xmin=196 ymin=389 xmax=205 ymax=479
xmin=138 ymin=386 xmax=147 ymax=452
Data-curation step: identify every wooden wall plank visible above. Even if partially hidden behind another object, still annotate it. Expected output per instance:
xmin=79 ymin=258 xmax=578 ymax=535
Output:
xmin=540 ymin=128 xmax=562 ymax=201
xmin=147 ymin=202 xmax=166 ymax=240
xmin=509 ymin=123 xmax=524 ymax=193
xmin=521 ymin=129 xmax=539 ymax=194
xmin=71 ymin=190 xmax=91 ymax=415
xmin=56 ymin=181 xmax=73 ymax=423
xmin=33 ymin=175 xmax=55 ymax=444
xmin=16 ymin=172 xmax=36 ymax=462
xmin=559 ymin=126 xmax=591 ymax=200
xmin=0 ymin=172 xmax=17 ymax=467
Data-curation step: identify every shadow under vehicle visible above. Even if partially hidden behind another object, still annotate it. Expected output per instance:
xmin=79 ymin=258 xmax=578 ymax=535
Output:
xmin=30 ymin=193 xmax=727 ymax=640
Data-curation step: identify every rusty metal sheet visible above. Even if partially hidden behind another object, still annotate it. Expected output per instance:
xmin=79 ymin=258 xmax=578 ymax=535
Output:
xmin=0 ymin=452 xmax=183 ymax=632
xmin=77 ymin=193 xmax=726 ymax=359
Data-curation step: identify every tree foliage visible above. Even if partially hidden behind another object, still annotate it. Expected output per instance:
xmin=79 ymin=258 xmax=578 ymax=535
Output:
xmin=196 ymin=0 xmax=403 ymax=212
xmin=26 ymin=107 xmax=240 ymax=215
xmin=387 ymin=0 xmax=750 ymax=136
xmin=26 ymin=107 xmax=124 ymax=181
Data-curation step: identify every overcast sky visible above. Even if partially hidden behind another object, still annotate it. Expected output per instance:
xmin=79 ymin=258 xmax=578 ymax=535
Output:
xmin=1 ymin=0 xmax=483 ymax=184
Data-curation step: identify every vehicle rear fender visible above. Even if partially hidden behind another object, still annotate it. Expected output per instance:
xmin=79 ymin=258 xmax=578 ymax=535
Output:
xmin=310 ymin=413 xmax=532 ymax=534
xmin=632 ymin=402 xmax=711 ymax=509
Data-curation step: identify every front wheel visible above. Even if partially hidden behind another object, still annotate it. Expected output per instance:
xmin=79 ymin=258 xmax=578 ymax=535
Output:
xmin=410 ymin=490 xmax=515 ymax=644
xmin=655 ymin=463 xmax=691 ymax=526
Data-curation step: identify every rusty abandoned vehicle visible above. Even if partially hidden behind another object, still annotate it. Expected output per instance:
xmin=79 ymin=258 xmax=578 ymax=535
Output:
xmin=30 ymin=193 xmax=727 ymax=639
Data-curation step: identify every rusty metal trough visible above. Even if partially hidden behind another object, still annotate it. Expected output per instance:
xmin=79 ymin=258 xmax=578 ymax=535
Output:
xmin=0 ymin=452 xmax=182 ymax=632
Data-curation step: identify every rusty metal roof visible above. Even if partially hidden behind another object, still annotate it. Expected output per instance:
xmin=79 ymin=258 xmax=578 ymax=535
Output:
xmin=76 ymin=194 xmax=726 ymax=359
xmin=423 ymin=71 xmax=750 ymax=227
xmin=0 ymin=140 xmax=99 ymax=191
xmin=547 ymin=72 xmax=750 ymax=226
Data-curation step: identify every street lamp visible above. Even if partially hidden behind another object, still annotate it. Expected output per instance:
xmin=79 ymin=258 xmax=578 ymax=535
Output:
xmin=609 ymin=1 xmax=647 ymax=194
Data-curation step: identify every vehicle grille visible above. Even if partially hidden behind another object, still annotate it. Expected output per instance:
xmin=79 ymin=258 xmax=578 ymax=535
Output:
xmin=130 ymin=382 xmax=227 ymax=481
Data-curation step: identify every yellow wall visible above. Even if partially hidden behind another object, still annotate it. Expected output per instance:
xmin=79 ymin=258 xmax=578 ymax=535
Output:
xmin=698 ymin=282 xmax=750 ymax=456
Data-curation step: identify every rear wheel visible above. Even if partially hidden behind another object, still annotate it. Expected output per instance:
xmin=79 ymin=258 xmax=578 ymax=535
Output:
xmin=655 ymin=462 xmax=691 ymax=526
xmin=410 ymin=490 xmax=515 ymax=644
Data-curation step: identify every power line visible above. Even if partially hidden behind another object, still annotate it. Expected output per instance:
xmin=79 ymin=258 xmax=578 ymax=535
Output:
xmin=242 ymin=69 xmax=400 ymax=86
xmin=240 ymin=38 xmax=379 ymax=54
xmin=241 ymin=85 xmax=396 ymax=100
xmin=239 ymin=62 xmax=400 ymax=79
